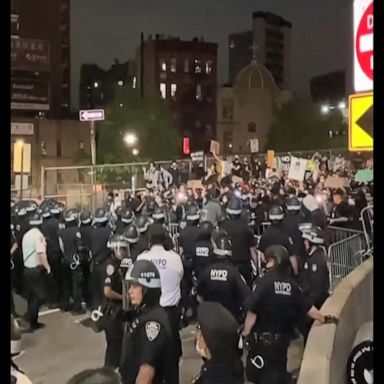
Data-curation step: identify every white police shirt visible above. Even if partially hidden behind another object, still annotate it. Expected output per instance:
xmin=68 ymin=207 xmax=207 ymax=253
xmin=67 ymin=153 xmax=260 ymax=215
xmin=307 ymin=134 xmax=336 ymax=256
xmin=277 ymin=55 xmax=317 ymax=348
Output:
xmin=22 ymin=227 xmax=46 ymax=268
xmin=137 ymin=245 xmax=184 ymax=307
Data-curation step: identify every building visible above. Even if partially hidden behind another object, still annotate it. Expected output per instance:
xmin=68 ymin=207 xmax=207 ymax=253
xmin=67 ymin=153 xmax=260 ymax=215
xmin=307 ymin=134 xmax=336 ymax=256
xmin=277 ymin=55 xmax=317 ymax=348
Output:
xmin=310 ymin=70 xmax=346 ymax=104
xmin=136 ymin=34 xmax=218 ymax=152
xmin=11 ymin=0 xmax=70 ymax=118
xmin=217 ymin=56 xmax=291 ymax=155
xmin=79 ymin=60 xmax=136 ymax=109
xmin=229 ymin=11 xmax=292 ymax=89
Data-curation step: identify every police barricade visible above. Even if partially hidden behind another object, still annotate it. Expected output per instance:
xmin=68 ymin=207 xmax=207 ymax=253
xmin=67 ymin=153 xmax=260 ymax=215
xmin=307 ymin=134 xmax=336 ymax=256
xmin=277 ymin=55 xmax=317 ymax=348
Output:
xmin=254 ymin=222 xmax=271 ymax=236
xmin=168 ymin=223 xmax=180 ymax=238
xmin=252 ymin=235 xmax=264 ymax=280
xmin=360 ymin=205 xmax=373 ymax=252
xmin=172 ymin=233 xmax=180 ymax=254
xmin=328 ymin=232 xmax=367 ymax=292
xmin=326 ymin=226 xmax=365 ymax=246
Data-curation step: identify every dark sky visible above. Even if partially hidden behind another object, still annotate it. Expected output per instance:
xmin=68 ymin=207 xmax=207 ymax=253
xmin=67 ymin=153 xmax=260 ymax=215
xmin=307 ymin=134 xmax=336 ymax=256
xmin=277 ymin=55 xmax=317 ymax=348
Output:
xmin=70 ymin=0 xmax=353 ymax=108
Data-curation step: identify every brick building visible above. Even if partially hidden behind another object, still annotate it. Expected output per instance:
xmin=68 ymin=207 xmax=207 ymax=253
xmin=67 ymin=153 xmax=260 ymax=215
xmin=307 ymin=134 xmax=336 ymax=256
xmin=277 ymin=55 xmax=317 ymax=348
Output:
xmin=136 ymin=35 xmax=218 ymax=152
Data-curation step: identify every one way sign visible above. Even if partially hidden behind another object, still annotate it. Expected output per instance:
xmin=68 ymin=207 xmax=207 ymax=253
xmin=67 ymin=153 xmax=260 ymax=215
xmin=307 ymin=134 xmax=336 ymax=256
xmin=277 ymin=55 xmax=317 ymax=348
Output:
xmin=79 ymin=109 xmax=105 ymax=122
xmin=349 ymin=92 xmax=373 ymax=152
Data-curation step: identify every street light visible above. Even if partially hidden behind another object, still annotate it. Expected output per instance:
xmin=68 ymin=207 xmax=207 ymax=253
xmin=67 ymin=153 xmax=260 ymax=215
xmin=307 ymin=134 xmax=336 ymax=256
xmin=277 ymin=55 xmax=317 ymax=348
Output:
xmin=321 ymin=104 xmax=330 ymax=115
xmin=338 ymin=101 xmax=346 ymax=110
xmin=124 ymin=133 xmax=138 ymax=146
xmin=132 ymin=148 xmax=139 ymax=156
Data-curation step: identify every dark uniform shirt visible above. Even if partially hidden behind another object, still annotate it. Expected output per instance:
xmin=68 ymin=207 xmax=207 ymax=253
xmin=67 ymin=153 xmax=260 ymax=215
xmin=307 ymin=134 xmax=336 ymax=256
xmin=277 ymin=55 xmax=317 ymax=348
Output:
xmin=246 ymin=269 xmax=312 ymax=335
xmin=220 ymin=218 xmax=256 ymax=262
xmin=136 ymin=234 xmax=150 ymax=256
xmin=120 ymin=305 xmax=177 ymax=384
xmin=197 ymin=261 xmax=251 ymax=322
xmin=59 ymin=226 xmax=80 ymax=265
xmin=192 ymin=239 xmax=214 ymax=279
xmin=104 ymin=258 xmax=123 ymax=309
xmin=331 ymin=201 xmax=355 ymax=228
xmin=41 ymin=217 xmax=61 ymax=258
xmin=194 ymin=358 xmax=244 ymax=384
xmin=281 ymin=214 xmax=306 ymax=267
xmin=299 ymin=247 xmax=330 ymax=308
xmin=90 ymin=226 xmax=112 ymax=265
xmin=179 ymin=225 xmax=200 ymax=259
xmin=258 ymin=224 xmax=295 ymax=256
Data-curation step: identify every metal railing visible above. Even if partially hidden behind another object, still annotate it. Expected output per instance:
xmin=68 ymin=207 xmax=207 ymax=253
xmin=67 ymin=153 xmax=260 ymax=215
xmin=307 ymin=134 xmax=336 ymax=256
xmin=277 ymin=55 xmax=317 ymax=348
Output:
xmin=360 ymin=205 xmax=373 ymax=252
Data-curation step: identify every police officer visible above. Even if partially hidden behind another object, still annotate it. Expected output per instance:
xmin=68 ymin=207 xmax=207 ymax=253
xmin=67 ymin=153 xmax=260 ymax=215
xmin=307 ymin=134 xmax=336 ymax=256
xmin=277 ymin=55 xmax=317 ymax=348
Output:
xmin=258 ymin=205 xmax=298 ymax=275
xmin=120 ymin=260 xmax=177 ymax=384
xmin=59 ymin=209 xmax=85 ymax=314
xmin=114 ymin=207 xmax=135 ymax=235
xmin=122 ymin=224 xmax=141 ymax=262
xmin=192 ymin=221 xmax=214 ymax=279
xmin=21 ymin=212 xmax=51 ymax=332
xmin=242 ymin=245 xmax=338 ymax=384
xmin=329 ymin=188 xmax=355 ymax=228
xmin=103 ymin=234 xmax=126 ymax=368
xmin=137 ymin=224 xmax=184 ymax=383
xmin=150 ymin=205 xmax=173 ymax=250
xmin=135 ymin=214 xmax=152 ymax=255
xmin=196 ymin=233 xmax=251 ymax=323
xmin=220 ymin=198 xmax=258 ymax=287
xmin=113 ymin=206 xmax=125 ymax=235
xmin=281 ymin=196 xmax=306 ymax=271
xmin=90 ymin=207 xmax=113 ymax=310
xmin=193 ymin=302 xmax=244 ymax=384
xmin=299 ymin=226 xmax=330 ymax=342
xmin=41 ymin=204 xmax=63 ymax=309
xmin=201 ymin=188 xmax=222 ymax=226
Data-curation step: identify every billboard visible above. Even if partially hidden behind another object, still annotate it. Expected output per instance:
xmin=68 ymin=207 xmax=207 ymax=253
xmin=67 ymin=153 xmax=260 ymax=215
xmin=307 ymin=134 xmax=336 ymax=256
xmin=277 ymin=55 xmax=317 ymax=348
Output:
xmin=11 ymin=78 xmax=50 ymax=111
xmin=11 ymin=37 xmax=50 ymax=72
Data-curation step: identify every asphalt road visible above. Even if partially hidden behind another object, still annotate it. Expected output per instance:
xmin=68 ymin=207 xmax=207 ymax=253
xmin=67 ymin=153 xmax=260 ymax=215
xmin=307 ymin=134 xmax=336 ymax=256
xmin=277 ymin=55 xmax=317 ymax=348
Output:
xmin=13 ymin=294 xmax=304 ymax=384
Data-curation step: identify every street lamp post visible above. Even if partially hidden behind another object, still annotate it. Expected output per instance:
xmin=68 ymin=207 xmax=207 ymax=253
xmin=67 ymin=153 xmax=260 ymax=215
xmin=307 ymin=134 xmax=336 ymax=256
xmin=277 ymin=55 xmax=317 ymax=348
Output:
xmin=90 ymin=121 xmax=97 ymax=212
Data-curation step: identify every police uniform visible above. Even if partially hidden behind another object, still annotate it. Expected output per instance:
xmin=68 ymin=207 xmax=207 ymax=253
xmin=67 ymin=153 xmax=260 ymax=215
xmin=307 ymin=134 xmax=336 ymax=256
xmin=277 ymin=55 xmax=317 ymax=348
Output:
xmin=192 ymin=238 xmax=214 ymax=279
xmin=22 ymin=227 xmax=48 ymax=329
xmin=220 ymin=218 xmax=257 ymax=287
xmin=103 ymin=258 xmax=124 ymax=368
xmin=41 ymin=216 xmax=62 ymax=306
xmin=78 ymin=222 xmax=93 ymax=308
xmin=90 ymin=225 xmax=112 ymax=309
xmin=245 ymin=269 xmax=312 ymax=384
xmin=120 ymin=306 xmax=177 ymax=384
xmin=258 ymin=225 xmax=295 ymax=260
xmin=197 ymin=261 xmax=250 ymax=323
xmin=136 ymin=233 xmax=150 ymax=255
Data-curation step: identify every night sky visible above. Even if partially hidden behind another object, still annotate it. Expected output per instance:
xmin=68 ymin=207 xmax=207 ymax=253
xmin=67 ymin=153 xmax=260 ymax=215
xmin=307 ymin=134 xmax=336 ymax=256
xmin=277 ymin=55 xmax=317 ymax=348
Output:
xmin=70 ymin=0 xmax=353 ymax=108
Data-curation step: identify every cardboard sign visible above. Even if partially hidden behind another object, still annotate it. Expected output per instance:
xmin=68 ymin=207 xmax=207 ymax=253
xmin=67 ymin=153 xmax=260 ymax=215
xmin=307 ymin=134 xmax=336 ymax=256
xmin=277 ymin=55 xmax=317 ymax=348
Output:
xmin=324 ymin=176 xmax=349 ymax=189
xmin=249 ymin=138 xmax=259 ymax=153
xmin=288 ymin=157 xmax=308 ymax=181
xmin=210 ymin=140 xmax=220 ymax=155
xmin=267 ymin=150 xmax=275 ymax=169
xmin=187 ymin=179 xmax=204 ymax=190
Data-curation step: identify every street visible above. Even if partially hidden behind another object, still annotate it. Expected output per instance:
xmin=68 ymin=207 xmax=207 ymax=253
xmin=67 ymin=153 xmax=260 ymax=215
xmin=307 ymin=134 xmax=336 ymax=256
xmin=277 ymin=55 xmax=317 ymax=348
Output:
xmin=13 ymin=295 xmax=304 ymax=384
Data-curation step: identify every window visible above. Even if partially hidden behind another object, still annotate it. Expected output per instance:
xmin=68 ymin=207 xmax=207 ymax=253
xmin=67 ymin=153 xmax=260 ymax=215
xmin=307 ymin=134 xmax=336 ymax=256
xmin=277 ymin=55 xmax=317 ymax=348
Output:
xmin=160 ymin=83 xmax=166 ymax=99
xmin=170 ymin=58 xmax=177 ymax=73
xmin=194 ymin=59 xmax=202 ymax=74
xmin=223 ymin=131 xmax=233 ymax=153
xmin=248 ymin=122 xmax=257 ymax=133
xmin=184 ymin=59 xmax=189 ymax=73
xmin=132 ymin=76 xmax=137 ymax=89
xmin=171 ymin=83 xmax=177 ymax=100
xmin=196 ymin=84 xmax=203 ymax=101
xmin=118 ymin=80 xmax=124 ymax=86
xmin=229 ymin=40 xmax=235 ymax=49
xmin=205 ymin=60 xmax=212 ymax=74
xmin=222 ymin=98 xmax=233 ymax=119
xmin=56 ymin=140 xmax=62 ymax=157
xmin=160 ymin=59 xmax=167 ymax=72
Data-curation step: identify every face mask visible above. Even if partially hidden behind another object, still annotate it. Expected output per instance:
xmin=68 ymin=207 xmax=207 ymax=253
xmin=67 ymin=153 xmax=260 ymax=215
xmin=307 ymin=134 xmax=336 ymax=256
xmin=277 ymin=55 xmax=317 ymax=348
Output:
xmin=195 ymin=340 xmax=209 ymax=359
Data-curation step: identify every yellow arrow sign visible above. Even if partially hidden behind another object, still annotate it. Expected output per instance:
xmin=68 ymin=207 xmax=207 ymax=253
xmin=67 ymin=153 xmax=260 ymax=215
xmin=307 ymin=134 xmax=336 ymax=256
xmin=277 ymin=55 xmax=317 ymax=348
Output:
xmin=349 ymin=92 xmax=373 ymax=151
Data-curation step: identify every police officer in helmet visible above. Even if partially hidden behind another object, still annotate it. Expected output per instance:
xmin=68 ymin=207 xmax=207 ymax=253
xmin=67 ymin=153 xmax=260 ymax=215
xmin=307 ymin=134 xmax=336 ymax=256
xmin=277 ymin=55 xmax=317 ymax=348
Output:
xmin=115 ymin=207 xmax=135 ymax=235
xmin=135 ymin=214 xmax=153 ymax=255
xmin=122 ymin=224 xmax=141 ymax=263
xmin=299 ymin=225 xmax=330 ymax=343
xmin=113 ymin=206 xmax=125 ymax=235
xmin=192 ymin=221 xmax=214 ymax=280
xmin=90 ymin=207 xmax=113 ymax=310
xmin=196 ymin=232 xmax=251 ymax=324
xmin=258 ymin=205 xmax=299 ymax=276
xmin=242 ymin=245 xmax=338 ymax=384
xmin=220 ymin=197 xmax=258 ymax=287
xmin=103 ymin=234 xmax=127 ymax=368
xmin=120 ymin=260 xmax=177 ymax=384
xmin=149 ymin=205 xmax=173 ymax=250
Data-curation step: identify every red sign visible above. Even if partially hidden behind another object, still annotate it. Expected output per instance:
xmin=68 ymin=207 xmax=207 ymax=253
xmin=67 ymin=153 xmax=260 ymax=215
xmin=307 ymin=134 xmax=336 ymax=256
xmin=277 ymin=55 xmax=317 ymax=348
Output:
xmin=355 ymin=2 xmax=373 ymax=81
xmin=182 ymin=137 xmax=190 ymax=155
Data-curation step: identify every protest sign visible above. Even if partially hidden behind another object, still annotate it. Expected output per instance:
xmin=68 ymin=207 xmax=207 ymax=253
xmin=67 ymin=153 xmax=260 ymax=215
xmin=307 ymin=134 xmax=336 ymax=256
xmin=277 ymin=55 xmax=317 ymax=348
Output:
xmin=210 ymin=140 xmax=220 ymax=155
xmin=288 ymin=157 xmax=308 ymax=181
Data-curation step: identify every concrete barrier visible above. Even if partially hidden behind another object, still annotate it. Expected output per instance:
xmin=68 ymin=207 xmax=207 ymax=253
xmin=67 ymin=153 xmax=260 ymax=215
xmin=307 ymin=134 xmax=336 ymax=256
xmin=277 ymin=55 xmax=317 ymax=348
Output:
xmin=297 ymin=257 xmax=373 ymax=384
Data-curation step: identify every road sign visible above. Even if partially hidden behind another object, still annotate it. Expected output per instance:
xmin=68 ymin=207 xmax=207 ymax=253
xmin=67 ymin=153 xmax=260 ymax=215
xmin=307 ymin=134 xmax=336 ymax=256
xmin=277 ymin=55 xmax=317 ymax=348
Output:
xmin=348 ymin=92 xmax=373 ymax=152
xmin=354 ymin=0 xmax=373 ymax=92
xmin=79 ymin=109 xmax=105 ymax=122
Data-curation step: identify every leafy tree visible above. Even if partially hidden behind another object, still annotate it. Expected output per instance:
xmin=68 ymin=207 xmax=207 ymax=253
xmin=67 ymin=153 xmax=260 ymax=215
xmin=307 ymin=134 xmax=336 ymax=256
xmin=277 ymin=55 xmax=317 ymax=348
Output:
xmin=96 ymin=88 xmax=181 ymax=164
xmin=265 ymin=98 xmax=347 ymax=152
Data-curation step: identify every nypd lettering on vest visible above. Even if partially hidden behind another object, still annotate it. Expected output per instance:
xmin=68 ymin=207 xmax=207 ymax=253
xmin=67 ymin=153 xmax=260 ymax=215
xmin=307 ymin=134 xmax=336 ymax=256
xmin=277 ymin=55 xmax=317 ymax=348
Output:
xmin=196 ymin=247 xmax=209 ymax=257
xmin=151 ymin=259 xmax=167 ymax=269
xmin=274 ymin=281 xmax=292 ymax=296
xmin=210 ymin=269 xmax=228 ymax=281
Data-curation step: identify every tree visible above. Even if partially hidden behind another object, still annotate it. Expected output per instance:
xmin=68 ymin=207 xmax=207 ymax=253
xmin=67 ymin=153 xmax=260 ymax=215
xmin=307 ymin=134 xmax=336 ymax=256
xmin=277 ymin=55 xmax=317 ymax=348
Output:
xmin=96 ymin=87 xmax=181 ymax=164
xmin=265 ymin=98 xmax=347 ymax=152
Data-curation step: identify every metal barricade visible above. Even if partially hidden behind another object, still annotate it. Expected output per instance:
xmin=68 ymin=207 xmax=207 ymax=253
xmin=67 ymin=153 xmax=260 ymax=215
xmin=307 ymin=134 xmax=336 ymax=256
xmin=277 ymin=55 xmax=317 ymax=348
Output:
xmin=327 ymin=226 xmax=365 ymax=245
xmin=328 ymin=232 xmax=367 ymax=292
xmin=168 ymin=223 xmax=180 ymax=238
xmin=360 ymin=205 xmax=373 ymax=252
xmin=173 ymin=233 xmax=180 ymax=254
xmin=254 ymin=221 xmax=271 ymax=236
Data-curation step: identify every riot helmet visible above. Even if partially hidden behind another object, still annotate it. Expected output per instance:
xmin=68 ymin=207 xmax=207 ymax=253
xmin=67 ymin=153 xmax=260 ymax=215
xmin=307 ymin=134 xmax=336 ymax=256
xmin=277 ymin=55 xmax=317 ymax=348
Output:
xmin=29 ymin=212 xmax=43 ymax=226
xmin=152 ymin=206 xmax=166 ymax=224
xmin=264 ymin=245 xmax=291 ymax=275
xmin=115 ymin=205 xmax=124 ymax=219
xmin=136 ymin=215 xmax=152 ymax=233
xmin=268 ymin=205 xmax=285 ymax=222
xmin=198 ymin=221 xmax=214 ymax=241
xmin=107 ymin=234 xmax=129 ymax=260
xmin=93 ymin=207 xmax=108 ymax=224
xmin=64 ymin=208 xmax=78 ymax=223
xmin=41 ymin=205 xmax=52 ymax=219
xmin=121 ymin=207 xmax=135 ymax=225
xmin=79 ymin=209 xmax=92 ymax=225
xmin=302 ymin=225 xmax=325 ymax=245
xmin=226 ymin=197 xmax=242 ymax=217
xmin=212 ymin=233 xmax=232 ymax=258
xmin=285 ymin=196 xmax=301 ymax=213
xmin=123 ymin=224 xmax=140 ymax=244
xmin=186 ymin=204 xmax=200 ymax=223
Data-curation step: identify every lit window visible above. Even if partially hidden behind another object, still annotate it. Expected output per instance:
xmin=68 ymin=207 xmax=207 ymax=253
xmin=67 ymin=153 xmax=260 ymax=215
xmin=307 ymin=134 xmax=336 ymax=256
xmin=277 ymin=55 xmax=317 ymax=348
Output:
xmin=229 ymin=40 xmax=235 ymax=49
xmin=184 ymin=59 xmax=189 ymax=73
xmin=196 ymin=84 xmax=202 ymax=101
xmin=160 ymin=83 xmax=166 ymax=99
xmin=170 ymin=58 xmax=177 ymax=73
xmin=94 ymin=81 xmax=99 ymax=88
xmin=118 ymin=80 xmax=124 ymax=86
xmin=171 ymin=83 xmax=177 ymax=99
xmin=160 ymin=59 xmax=167 ymax=72
xmin=194 ymin=59 xmax=202 ymax=74
xmin=205 ymin=60 xmax=212 ymax=74
xmin=132 ymin=76 xmax=137 ymax=89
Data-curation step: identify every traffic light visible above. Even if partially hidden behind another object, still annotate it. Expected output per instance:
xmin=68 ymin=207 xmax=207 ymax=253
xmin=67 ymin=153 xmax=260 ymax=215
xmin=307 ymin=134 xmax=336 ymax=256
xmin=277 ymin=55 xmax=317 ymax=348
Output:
xmin=183 ymin=137 xmax=190 ymax=155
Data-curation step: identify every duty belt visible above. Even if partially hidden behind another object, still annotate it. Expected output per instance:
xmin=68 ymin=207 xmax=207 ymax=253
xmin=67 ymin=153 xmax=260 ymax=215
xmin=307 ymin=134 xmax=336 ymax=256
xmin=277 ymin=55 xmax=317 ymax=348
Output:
xmin=252 ymin=332 xmax=283 ymax=346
